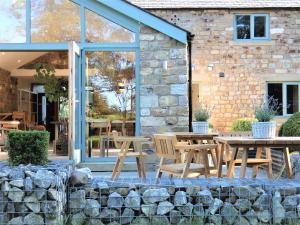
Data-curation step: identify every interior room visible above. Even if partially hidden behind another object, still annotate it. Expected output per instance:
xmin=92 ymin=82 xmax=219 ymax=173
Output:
xmin=0 ymin=51 xmax=69 ymax=160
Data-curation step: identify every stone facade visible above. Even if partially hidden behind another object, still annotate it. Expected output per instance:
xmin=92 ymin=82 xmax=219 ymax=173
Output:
xmin=140 ymin=25 xmax=189 ymax=135
xmin=148 ymin=9 xmax=300 ymax=131
xmin=0 ymin=67 xmax=18 ymax=113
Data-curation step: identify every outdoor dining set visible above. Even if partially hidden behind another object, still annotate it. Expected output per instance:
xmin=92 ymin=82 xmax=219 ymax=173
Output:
xmin=110 ymin=132 xmax=300 ymax=180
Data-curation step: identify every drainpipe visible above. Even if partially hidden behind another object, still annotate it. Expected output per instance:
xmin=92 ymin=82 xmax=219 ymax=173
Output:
xmin=188 ymin=34 xmax=195 ymax=132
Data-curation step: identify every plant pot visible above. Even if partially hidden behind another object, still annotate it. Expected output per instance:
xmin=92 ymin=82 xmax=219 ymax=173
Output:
xmin=192 ymin=121 xmax=209 ymax=134
xmin=252 ymin=122 xmax=276 ymax=139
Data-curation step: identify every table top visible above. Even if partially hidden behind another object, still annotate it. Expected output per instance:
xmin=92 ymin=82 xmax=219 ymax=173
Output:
xmin=214 ymin=136 xmax=300 ymax=145
xmin=115 ymin=136 xmax=149 ymax=142
xmin=172 ymin=132 xmax=219 ymax=139
xmin=0 ymin=120 xmax=20 ymax=125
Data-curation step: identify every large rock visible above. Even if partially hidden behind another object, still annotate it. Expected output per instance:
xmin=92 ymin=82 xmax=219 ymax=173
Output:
xmin=221 ymin=202 xmax=238 ymax=225
xmin=8 ymin=187 xmax=24 ymax=202
xmin=24 ymin=177 xmax=33 ymax=192
xmin=41 ymin=201 xmax=59 ymax=215
xmin=174 ymin=191 xmax=187 ymax=206
xmin=152 ymin=215 xmax=170 ymax=225
xmin=233 ymin=216 xmax=250 ymax=225
xmin=244 ymin=209 xmax=258 ymax=225
xmin=131 ymin=216 xmax=150 ymax=225
xmin=108 ymin=192 xmax=124 ymax=209
xmin=232 ymin=186 xmax=259 ymax=201
xmin=70 ymin=190 xmax=86 ymax=210
xmin=86 ymin=219 xmax=105 ymax=225
xmin=24 ymin=213 xmax=44 ymax=225
xmin=253 ymin=194 xmax=271 ymax=210
xmin=282 ymin=195 xmax=299 ymax=210
xmin=234 ymin=199 xmax=252 ymax=213
xmin=273 ymin=191 xmax=285 ymax=224
xmin=99 ymin=208 xmax=119 ymax=223
xmin=69 ymin=212 xmax=86 ymax=225
xmin=157 ymin=201 xmax=174 ymax=215
xmin=170 ymin=210 xmax=182 ymax=224
xmin=125 ymin=190 xmax=141 ymax=210
xmin=257 ymin=210 xmax=270 ymax=223
xmin=177 ymin=202 xmax=193 ymax=216
xmin=33 ymin=170 xmax=55 ymax=189
xmin=24 ymin=195 xmax=40 ymax=213
xmin=208 ymin=198 xmax=223 ymax=215
xmin=8 ymin=217 xmax=23 ymax=225
xmin=9 ymin=179 xmax=24 ymax=188
xmin=70 ymin=170 xmax=89 ymax=186
xmin=120 ymin=208 xmax=134 ymax=224
xmin=143 ymin=188 xmax=170 ymax=204
xmin=196 ymin=189 xmax=213 ymax=205
xmin=84 ymin=199 xmax=100 ymax=217
xmin=141 ymin=204 xmax=157 ymax=217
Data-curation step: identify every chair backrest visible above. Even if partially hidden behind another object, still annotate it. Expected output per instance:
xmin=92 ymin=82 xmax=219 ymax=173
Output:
xmin=153 ymin=134 xmax=180 ymax=160
xmin=91 ymin=120 xmax=111 ymax=135
xmin=32 ymin=125 xmax=46 ymax=131
xmin=12 ymin=112 xmax=26 ymax=122
xmin=111 ymin=130 xmax=122 ymax=149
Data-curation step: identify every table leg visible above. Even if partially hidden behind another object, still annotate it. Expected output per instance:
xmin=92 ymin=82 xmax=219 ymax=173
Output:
xmin=266 ymin=148 xmax=273 ymax=179
xmin=112 ymin=141 xmax=130 ymax=180
xmin=240 ymin=147 xmax=248 ymax=178
xmin=136 ymin=157 xmax=142 ymax=178
xmin=227 ymin=147 xmax=237 ymax=178
xmin=134 ymin=141 xmax=146 ymax=179
xmin=284 ymin=147 xmax=293 ymax=179
xmin=252 ymin=147 xmax=262 ymax=178
xmin=217 ymin=143 xmax=224 ymax=178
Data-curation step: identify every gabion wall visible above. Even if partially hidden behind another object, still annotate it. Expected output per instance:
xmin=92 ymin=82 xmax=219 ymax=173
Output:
xmin=67 ymin=178 xmax=300 ymax=225
xmin=0 ymin=161 xmax=73 ymax=225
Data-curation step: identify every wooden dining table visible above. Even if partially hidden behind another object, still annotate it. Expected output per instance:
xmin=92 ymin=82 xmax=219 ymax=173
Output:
xmin=0 ymin=120 xmax=20 ymax=130
xmin=214 ymin=136 xmax=300 ymax=179
xmin=111 ymin=136 xmax=150 ymax=180
xmin=174 ymin=132 xmax=219 ymax=143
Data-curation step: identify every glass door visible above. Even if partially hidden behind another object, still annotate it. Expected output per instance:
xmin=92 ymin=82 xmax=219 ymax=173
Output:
xmin=83 ymin=50 xmax=136 ymax=161
xmin=68 ymin=42 xmax=81 ymax=163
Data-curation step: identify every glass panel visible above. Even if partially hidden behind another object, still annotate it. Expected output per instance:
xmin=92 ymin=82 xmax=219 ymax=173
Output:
xmin=268 ymin=83 xmax=283 ymax=115
xmin=85 ymin=51 xmax=136 ymax=159
xmin=85 ymin=9 xmax=135 ymax=43
xmin=287 ymin=85 xmax=299 ymax=114
xmin=0 ymin=0 xmax=26 ymax=43
xmin=31 ymin=0 xmax=80 ymax=42
xmin=254 ymin=16 xmax=266 ymax=38
xmin=236 ymin=15 xmax=251 ymax=39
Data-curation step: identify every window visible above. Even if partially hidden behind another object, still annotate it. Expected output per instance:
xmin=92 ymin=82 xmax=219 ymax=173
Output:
xmin=267 ymin=83 xmax=300 ymax=116
xmin=234 ymin=14 xmax=269 ymax=41
xmin=31 ymin=0 xmax=80 ymax=43
xmin=85 ymin=9 xmax=135 ymax=43
xmin=0 ymin=0 xmax=26 ymax=43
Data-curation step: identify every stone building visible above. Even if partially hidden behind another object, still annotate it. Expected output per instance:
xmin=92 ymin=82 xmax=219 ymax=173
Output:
xmin=131 ymin=0 xmax=300 ymax=131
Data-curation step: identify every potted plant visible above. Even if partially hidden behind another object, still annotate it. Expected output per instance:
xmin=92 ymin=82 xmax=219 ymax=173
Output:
xmin=192 ymin=105 xmax=210 ymax=134
xmin=252 ymin=97 xmax=279 ymax=139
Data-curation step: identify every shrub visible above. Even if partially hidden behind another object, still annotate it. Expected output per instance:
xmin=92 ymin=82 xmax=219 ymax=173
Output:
xmin=194 ymin=105 xmax=210 ymax=122
xmin=254 ymin=96 xmax=280 ymax=122
xmin=232 ymin=118 xmax=257 ymax=132
xmin=6 ymin=131 xmax=50 ymax=166
xmin=280 ymin=112 xmax=300 ymax=136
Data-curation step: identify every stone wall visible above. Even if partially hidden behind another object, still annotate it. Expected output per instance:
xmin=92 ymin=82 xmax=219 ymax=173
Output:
xmin=0 ymin=161 xmax=73 ymax=225
xmin=0 ymin=67 xmax=18 ymax=113
xmin=67 ymin=177 xmax=300 ymax=225
xmin=140 ymin=25 xmax=189 ymax=135
xmin=148 ymin=9 xmax=300 ymax=131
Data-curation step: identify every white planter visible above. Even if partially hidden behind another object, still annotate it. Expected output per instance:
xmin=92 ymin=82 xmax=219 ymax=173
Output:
xmin=252 ymin=122 xmax=276 ymax=139
xmin=192 ymin=121 xmax=209 ymax=134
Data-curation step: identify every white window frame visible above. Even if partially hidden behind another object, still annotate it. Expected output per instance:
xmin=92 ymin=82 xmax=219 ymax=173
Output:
xmin=234 ymin=14 xmax=270 ymax=41
xmin=267 ymin=82 xmax=300 ymax=117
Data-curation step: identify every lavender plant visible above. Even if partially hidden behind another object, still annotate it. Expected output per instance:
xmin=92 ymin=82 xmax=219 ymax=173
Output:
xmin=254 ymin=96 xmax=280 ymax=122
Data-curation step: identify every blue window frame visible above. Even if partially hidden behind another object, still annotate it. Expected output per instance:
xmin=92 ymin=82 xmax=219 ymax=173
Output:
xmin=234 ymin=14 xmax=270 ymax=41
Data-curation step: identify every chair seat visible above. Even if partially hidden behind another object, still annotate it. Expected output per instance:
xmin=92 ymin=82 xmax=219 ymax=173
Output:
xmin=118 ymin=152 xmax=147 ymax=157
xmin=160 ymin=163 xmax=205 ymax=173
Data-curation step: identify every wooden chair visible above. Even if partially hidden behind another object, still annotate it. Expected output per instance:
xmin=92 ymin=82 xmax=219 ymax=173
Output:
xmin=32 ymin=125 xmax=46 ymax=131
xmin=12 ymin=112 xmax=27 ymax=130
xmin=153 ymin=134 xmax=217 ymax=180
xmin=90 ymin=121 xmax=112 ymax=157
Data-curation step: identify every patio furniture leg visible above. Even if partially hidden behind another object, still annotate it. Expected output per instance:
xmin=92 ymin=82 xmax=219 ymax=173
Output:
xmin=284 ymin=147 xmax=293 ymax=179
xmin=136 ymin=157 xmax=142 ymax=178
xmin=113 ymin=156 xmax=126 ymax=180
xmin=100 ymin=136 xmax=105 ymax=157
xmin=227 ymin=148 xmax=237 ymax=178
xmin=252 ymin=147 xmax=262 ymax=178
xmin=217 ymin=143 xmax=224 ymax=178
xmin=266 ymin=147 xmax=273 ymax=179
xmin=201 ymin=149 xmax=210 ymax=178
xmin=181 ymin=150 xmax=193 ymax=178
xmin=112 ymin=158 xmax=120 ymax=180
xmin=156 ymin=158 xmax=164 ymax=181
xmin=240 ymin=147 xmax=248 ymax=178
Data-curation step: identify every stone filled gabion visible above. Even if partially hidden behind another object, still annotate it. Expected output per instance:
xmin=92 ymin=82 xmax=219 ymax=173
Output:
xmin=67 ymin=178 xmax=300 ymax=225
xmin=0 ymin=160 xmax=73 ymax=225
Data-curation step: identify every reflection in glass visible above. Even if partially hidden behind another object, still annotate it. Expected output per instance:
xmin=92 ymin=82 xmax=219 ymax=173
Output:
xmin=31 ymin=0 xmax=80 ymax=42
xmin=85 ymin=51 xmax=136 ymax=159
xmin=287 ymin=85 xmax=299 ymax=114
xmin=85 ymin=9 xmax=135 ymax=43
xmin=0 ymin=0 xmax=26 ymax=43
xmin=254 ymin=16 xmax=266 ymax=38
xmin=268 ymin=83 xmax=283 ymax=115
xmin=236 ymin=15 xmax=250 ymax=39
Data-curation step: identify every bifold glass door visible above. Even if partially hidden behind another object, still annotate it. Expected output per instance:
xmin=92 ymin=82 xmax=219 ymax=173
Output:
xmin=83 ymin=50 xmax=136 ymax=161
